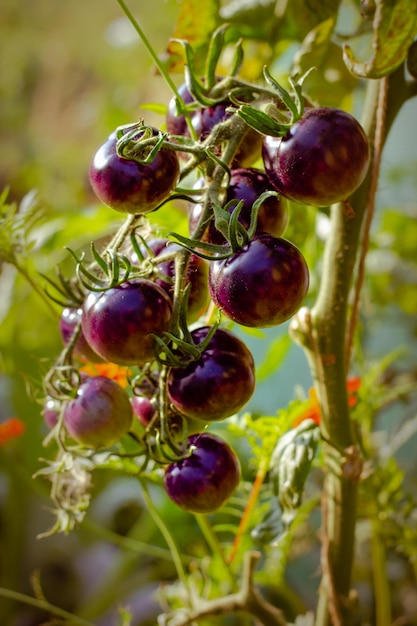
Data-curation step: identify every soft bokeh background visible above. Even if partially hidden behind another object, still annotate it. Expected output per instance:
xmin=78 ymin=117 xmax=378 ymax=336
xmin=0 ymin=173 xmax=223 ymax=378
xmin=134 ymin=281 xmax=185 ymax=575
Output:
xmin=1 ymin=1 xmax=417 ymax=624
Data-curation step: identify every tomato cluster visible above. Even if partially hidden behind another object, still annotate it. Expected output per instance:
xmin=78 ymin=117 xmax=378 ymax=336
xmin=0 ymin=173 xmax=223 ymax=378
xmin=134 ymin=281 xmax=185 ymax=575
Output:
xmin=44 ymin=72 xmax=369 ymax=515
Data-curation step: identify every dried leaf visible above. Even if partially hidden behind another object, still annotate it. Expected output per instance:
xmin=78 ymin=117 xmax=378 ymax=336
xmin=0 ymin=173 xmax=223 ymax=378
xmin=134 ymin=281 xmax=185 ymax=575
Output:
xmin=343 ymin=0 xmax=417 ymax=78
xmin=162 ymin=0 xmax=220 ymax=73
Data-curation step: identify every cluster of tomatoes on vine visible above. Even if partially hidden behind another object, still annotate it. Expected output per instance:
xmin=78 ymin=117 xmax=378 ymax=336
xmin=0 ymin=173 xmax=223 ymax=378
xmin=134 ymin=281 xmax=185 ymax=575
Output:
xmin=41 ymin=45 xmax=370 ymax=516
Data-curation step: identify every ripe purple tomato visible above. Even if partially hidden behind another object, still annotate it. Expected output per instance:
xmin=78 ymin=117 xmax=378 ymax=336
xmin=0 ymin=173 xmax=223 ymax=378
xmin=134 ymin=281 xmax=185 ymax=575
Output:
xmin=166 ymin=82 xmax=262 ymax=167
xmin=208 ymin=233 xmax=309 ymax=327
xmin=164 ymin=433 xmax=241 ymax=513
xmin=262 ymin=107 xmax=370 ymax=206
xmin=81 ymin=278 xmax=172 ymax=366
xmin=167 ymin=326 xmax=255 ymax=422
xmin=189 ymin=168 xmax=289 ymax=244
xmin=132 ymin=238 xmax=209 ymax=323
xmin=63 ymin=376 xmax=133 ymax=448
xmin=131 ymin=395 xmax=157 ymax=427
xmin=59 ymin=307 xmax=104 ymax=363
xmin=89 ymin=126 xmax=180 ymax=214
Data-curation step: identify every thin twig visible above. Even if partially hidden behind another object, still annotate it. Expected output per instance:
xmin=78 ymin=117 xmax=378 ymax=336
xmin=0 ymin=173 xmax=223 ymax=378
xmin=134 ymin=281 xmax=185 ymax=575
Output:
xmin=166 ymin=552 xmax=287 ymax=626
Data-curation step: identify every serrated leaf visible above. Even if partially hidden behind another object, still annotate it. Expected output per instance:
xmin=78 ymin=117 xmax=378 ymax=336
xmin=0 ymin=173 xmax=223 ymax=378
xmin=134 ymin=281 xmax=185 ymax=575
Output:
xmin=343 ymin=0 xmax=417 ymax=78
xmin=162 ymin=0 xmax=220 ymax=73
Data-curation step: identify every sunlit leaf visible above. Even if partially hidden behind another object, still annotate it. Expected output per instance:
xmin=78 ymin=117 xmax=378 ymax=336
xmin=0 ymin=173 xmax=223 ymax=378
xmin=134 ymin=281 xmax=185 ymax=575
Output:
xmin=256 ymin=332 xmax=292 ymax=381
xmin=343 ymin=0 xmax=417 ymax=78
xmin=282 ymin=0 xmax=342 ymax=40
xmin=162 ymin=0 xmax=220 ymax=73
xmin=292 ymin=19 xmax=358 ymax=107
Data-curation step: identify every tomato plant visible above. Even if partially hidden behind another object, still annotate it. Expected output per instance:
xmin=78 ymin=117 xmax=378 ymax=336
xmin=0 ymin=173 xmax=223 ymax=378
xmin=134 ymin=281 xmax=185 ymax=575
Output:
xmin=1 ymin=1 xmax=417 ymax=625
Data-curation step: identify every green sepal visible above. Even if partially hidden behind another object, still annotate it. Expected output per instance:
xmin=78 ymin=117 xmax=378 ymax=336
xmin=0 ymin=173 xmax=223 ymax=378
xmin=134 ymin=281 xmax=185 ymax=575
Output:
xmin=205 ymin=24 xmax=229 ymax=89
xmin=237 ymin=105 xmax=289 ymax=137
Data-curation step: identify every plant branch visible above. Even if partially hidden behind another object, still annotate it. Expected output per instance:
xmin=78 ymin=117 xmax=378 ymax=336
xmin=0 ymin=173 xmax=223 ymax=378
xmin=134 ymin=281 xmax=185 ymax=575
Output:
xmin=166 ymin=551 xmax=287 ymax=626
xmin=293 ymin=65 xmax=413 ymax=626
xmin=0 ymin=587 xmax=93 ymax=626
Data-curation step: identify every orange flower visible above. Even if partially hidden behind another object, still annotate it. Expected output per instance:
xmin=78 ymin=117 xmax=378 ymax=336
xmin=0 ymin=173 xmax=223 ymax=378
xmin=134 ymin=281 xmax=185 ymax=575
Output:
xmin=0 ymin=418 xmax=25 ymax=445
xmin=79 ymin=362 xmax=131 ymax=388
xmin=292 ymin=377 xmax=361 ymax=427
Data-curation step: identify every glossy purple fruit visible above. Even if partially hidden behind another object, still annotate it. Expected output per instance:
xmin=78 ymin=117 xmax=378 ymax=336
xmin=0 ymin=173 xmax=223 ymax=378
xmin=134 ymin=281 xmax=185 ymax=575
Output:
xmin=59 ymin=307 xmax=104 ymax=363
xmin=166 ymin=82 xmax=262 ymax=167
xmin=89 ymin=126 xmax=180 ymax=214
xmin=189 ymin=168 xmax=289 ymax=244
xmin=262 ymin=107 xmax=370 ymax=206
xmin=209 ymin=233 xmax=309 ymax=328
xmin=63 ymin=376 xmax=133 ymax=448
xmin=131 ymin=395 xmax=157 ymax=427
xmin=81 ymin=278 xmax=172 ymax=366
xmin=132 ymin=238 xmax=209 ymax=323
xmin=167 ymin=326 xmax=255 ymax=422
xmin=164 ymin=433 xmax=241 ymax=513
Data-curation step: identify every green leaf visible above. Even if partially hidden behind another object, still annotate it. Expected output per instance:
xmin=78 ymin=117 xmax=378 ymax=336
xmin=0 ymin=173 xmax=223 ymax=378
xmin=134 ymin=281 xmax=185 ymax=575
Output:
xmin=281 ymin=0 xmax=342 ymax=40
xmin=343 ymin=0 xmax=417 ymax=78
xmin=162 ymin=0 xmax=220 ymax=73
xmin=256 ymin=332 xmax=292 ymax=381
xmin=292 ymin=19 xmax=358 ymax=107
xmin=270 ymin=419 xmax=320 ymax=516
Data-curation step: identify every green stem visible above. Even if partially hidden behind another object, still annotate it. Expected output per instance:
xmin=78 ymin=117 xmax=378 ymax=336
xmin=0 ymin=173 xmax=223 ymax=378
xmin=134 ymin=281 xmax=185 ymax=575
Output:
xmin=139 ymin=479 xmax=195 ymax=608
xmin=116 ymin=0 xmax=178 ymax=95
xmin=308 ymin=65 xmax=412 ymax=626
xmin=115 ymin=0 xmax=198 ymax=141
xmin=0 ymin=587 xmax=93 ymax=626
xmin=194 ymin=514 xmax=238 ymax=592
xmin=370 ymin=520 xmax=391 ymax=626
xmin=17 ymin=262 xmax=59 ymax=319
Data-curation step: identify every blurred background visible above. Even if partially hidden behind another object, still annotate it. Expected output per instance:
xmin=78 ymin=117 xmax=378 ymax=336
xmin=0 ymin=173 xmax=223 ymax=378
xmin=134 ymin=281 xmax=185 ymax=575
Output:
xmin=1 ymin=0 xmax=417 ymax=624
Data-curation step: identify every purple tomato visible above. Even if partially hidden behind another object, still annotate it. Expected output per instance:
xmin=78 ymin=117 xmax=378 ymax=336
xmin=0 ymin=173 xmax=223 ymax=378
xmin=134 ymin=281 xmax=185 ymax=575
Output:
xmin=63 ymin=376 xmax=133 ymax=448
xmin=81 ymin=279 xmax=172 ymax=366
xmin=166 ymin=82 xmax=262 ymax=167
xmin=131 ymin=395 xmax=157 ymax=427
xmin=132 ymin=238 xmax=209 ymax=323
xmin=262 ymin=107 xmax=370 ymax=206
xmin=164 ymin=433 xmax=241 ymax=513
xmin=89 ymin=126 xmax=180 ymax=214
xmin=189 ymin=167 xmax=289 ymax=244
xmin=167 ymin=326 xmax=255 ymax=422
xmin=208 ymin=233 xmax=309 ymax=327
xmin=59 ymin=307 xmax=104 ymax=363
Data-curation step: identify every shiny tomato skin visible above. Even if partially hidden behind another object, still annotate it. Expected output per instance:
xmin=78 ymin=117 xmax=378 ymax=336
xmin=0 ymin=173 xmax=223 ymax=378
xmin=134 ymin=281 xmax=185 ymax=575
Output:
xmin=89 ymin=127 xmax=179 ymax=214
xmin=262 ymin=107 xmax=370 ymax=206
xmin=163 ymin=433 xmax=241 ymax=513
xmin=208 ymin=233 xmax=309 ymax=328
xmin=166 ymin=82 xmax=262 ymax=167
xmin=63 ymin=376 xmax=133 ymax=448
xmin=166 ymin=326 xmax=255 ymax=422
xmin=81 ymin=279 xmax=172 ymax=366
xmin=131 ymin=395 xmax=157 ymax=427
xmin=59 ymin=307 xmax=104 ymax=363
xmin=132 ymin=238 xmax=209 ymax=323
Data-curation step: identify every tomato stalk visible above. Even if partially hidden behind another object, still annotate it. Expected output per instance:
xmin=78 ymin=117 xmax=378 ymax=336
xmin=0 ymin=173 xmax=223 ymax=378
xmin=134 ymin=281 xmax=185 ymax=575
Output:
xmin=290 ymin=65 xmax=414 ymax=626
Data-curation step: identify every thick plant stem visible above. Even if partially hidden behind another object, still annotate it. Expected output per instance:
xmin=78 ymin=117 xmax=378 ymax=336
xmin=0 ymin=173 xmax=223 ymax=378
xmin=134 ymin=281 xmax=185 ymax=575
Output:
xmin=301 ymin=66 xmax=411 ymax=625
xmin=305 ymin=79 xmax=381 ymax=626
